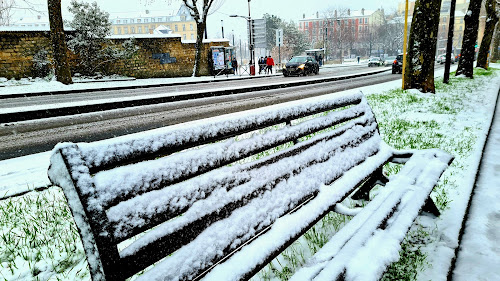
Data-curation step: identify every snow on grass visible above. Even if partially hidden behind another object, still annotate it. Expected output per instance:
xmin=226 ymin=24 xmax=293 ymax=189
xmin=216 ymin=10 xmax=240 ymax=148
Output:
xmin=0 ymin=67 xmax=499 ymax=281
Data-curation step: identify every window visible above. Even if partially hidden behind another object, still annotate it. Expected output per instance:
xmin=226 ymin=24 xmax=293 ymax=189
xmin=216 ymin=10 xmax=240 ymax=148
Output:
xmin=158 ymin=17 xmax=162 ymax=22
xmin=123 ymin=20 xmax=128 ymax=24
xmin=151 ymin=18 xmax=155 ymax=22
xmin=191 ymin=34 xmax=194 ymax=40
xmin=183 ymin=34 xmax=187 ymax=40
xmin=131 ymin=27 xmax=135 ymax=34
xmin=175 ymin=25 xmax=178 ymax=31
xmin=144 ymin=19 xmax=148 ymax=23
xmin=183 ymin=24 xmax=186 ymax=31
xmin=131 ymin=19 xmax=134 ymax=23
xmin=365 ymin=18 xmax=368 ymax=24
xmin=124 ymin=27 xmax=128 ymax=34
xmin=117 ymin=27 xmax=122 ymax=34
xmin=190 ymin=24 xmax=193 ymax=30
xmin=117 ymin=20 xmax=121 ymax=24
xmin=138 ymin=27 xmax=142 ymax=33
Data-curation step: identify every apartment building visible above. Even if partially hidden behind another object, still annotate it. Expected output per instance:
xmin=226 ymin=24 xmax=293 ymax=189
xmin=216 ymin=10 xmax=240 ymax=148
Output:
xmin=110 ymin=4 xmax=197 ymax=40
xmin=298 ymin=8 xmax=385 ymax=47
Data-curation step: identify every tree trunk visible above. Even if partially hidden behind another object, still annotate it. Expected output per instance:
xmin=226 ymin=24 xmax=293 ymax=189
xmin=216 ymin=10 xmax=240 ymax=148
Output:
xmin=492 ymin=23 xmax=500 ymax=61
xmin=404 ymin=0 xmax=442 ymax=93
xmin=47 ymin=0 xmax=72 ymax=84
xmin=444 ymin=0 xmax=456 ymax=84
xmin=456 ymin=0 xmax=483 ymax=78
xmin=476 ymin=0 xmax=498 ymax=69
xmin=193 ymin=21 xmax=206 ymax=77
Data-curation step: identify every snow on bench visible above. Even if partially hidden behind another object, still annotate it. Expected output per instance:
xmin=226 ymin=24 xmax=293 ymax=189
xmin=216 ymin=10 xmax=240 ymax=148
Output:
xmin=47 ymin=92 xmax=453 ymax=281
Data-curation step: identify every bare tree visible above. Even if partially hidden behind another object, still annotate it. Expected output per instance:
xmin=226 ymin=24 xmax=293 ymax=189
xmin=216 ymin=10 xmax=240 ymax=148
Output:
xmin=0 ymin=0 xmax=15 ymax=25
xmin=48 ymin=0 xmax=73 ymax=84
xmin=323 ymin=7 xmax=351 ymax=62
xmin=476 ymin=0 xmax=499 ymax=69
xmin=456 ymin=0 xmax=483 ymax=77
xmin=404 ymin=0 xmax=442 ymax=93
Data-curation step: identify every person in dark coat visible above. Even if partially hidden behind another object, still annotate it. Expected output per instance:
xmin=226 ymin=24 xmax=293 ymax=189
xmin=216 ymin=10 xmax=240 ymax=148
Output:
xmin=232 ymin=57 xmax=238 ymax=75
xmin=258 ymin=57 xmax=264 ymax=74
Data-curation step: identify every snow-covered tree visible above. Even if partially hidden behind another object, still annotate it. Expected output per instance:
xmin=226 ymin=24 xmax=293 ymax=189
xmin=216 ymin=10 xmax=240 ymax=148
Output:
xmin=456 ymin=0 xmax=483 ymax=77
xmin=48 ymin=0 xmax=73 ymax=84
xmin=67 ymin=0 xmax=137 ymax=76
xmin=476 ymin=0 xmax=499 ymax=69
xmin=264 ymin=14 xmax=307 ymax=58
xmin=404 ymin=0 xmax=442 ymax=93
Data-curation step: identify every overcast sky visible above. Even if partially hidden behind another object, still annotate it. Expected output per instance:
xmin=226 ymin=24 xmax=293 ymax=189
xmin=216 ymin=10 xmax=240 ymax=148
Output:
xmin=13 ymin=0 xmax=401 ymax=38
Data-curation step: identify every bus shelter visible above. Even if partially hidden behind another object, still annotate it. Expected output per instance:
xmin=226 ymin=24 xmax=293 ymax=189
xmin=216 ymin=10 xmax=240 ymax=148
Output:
xmin=210 ymin=46 xmax=236 ymax=77
xmin=305 ymin=48 xmax=325 ymax=66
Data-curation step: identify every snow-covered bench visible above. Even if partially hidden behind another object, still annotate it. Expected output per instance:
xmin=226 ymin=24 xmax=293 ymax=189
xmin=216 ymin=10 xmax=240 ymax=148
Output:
xmin=47 ymin=92 xmax=453 ymax=281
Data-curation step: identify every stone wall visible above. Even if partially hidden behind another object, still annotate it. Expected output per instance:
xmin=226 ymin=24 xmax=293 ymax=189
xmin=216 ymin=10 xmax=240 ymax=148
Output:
xmin=0 ymin=31 xmax=54 ymax=79
xmin=0 ymin=31 xmax=229 ymax=79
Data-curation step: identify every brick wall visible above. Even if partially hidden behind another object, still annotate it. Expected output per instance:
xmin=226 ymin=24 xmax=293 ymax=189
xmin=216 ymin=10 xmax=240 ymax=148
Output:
xmin=0 ymin=31 xmax=229 ymax=79
xmin=0 ymin=31 xmax=54 ymax=79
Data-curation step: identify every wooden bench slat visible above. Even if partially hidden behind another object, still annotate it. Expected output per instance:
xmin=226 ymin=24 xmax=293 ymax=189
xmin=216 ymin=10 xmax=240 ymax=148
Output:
xmin=127 ymin=133 xmax=385 ymax=281
xmin=105 ymin=119 xmax=378 ymax=243
xmin=78 ymin=94 xmax=364 ymax=173
xmin=91 ymin=102 xmax=372 ymax=210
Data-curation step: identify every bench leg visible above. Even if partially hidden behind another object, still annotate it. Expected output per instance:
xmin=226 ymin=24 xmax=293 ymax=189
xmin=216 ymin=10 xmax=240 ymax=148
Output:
xmin=351 ymin=168 xmax=388 ymax=201
xmin=421 ymin=197 xmax=441 ymax=217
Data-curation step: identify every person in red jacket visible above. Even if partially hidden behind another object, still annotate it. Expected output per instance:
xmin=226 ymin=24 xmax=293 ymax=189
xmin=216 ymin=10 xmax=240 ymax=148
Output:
xmin=266 ymin=55 xmax=275 ymax=74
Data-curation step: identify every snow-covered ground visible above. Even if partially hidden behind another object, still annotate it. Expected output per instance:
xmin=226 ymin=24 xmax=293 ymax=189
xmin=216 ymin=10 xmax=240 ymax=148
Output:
xmin=0 ymin=65 xmax=499 ymax=281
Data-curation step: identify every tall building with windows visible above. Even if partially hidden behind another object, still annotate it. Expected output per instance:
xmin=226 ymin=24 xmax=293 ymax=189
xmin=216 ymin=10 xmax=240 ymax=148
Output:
xmin=110 ymin=5 xmax=197 ymax=41
xmin=298 ymin=8 xmax=385 ymax=52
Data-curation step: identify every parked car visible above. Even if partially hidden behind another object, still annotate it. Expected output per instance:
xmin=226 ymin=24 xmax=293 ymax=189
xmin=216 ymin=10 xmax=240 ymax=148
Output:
xmin=384 ymin=56 xmax=397 ymax=67
xmin=437 ymin=53 xmax=455 ymax=64
xmin=368 ymin=57 xmax=384 ymax=67
xmin=282 ymin=56 xmax=319 ymax=76
xmin=392 ymin=53 xmax=403 ymax=74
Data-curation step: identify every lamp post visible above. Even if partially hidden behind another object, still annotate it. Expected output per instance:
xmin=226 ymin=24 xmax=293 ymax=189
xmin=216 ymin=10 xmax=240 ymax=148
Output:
xmin=230 ymin=1 xmax=255 ymax=75
xmin=221 ymin=20 xmax=224 ymax=38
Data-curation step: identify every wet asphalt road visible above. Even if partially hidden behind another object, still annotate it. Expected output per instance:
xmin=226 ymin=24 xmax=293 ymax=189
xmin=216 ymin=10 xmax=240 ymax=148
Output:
xmin=1 ymin=65 xmax=398 ymax=160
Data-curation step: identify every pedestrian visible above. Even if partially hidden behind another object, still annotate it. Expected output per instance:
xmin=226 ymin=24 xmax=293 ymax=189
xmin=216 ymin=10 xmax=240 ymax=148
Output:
xmin=266 ymin=55 xmax=275 ymax=74
xmin=232 ymin=56 xmax=238 ymax=75
xmin=357 ymin=56 xmax=360 ymax=64
xmin=263 ymin=56 xmax=268 ymax=74
xmin=318 ymin=54 xmax=323 ymax=66
xmin=259 ymin=57 xmax=264 ymax=74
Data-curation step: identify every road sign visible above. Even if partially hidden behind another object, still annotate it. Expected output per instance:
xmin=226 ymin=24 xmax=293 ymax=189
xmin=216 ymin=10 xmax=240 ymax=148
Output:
xmin=249 ymin=19 xmax=267 ymax=48
xmin=276 ymin=29 xmax=283 ymax=46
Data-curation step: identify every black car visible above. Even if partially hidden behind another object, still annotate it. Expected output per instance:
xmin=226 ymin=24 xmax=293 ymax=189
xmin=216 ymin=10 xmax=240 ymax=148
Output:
xmin=283 ymin=56 xmax=319 ymax=76
xmin=392 ymin=53 xmax=403 ymax=74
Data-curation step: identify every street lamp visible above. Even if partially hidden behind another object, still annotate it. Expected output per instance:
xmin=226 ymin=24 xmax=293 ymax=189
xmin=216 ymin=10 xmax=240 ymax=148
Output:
xmin=221 ymin=20 xmax=224 ymax=38
xmin=230 ymin=2 xmax=255 ymax=75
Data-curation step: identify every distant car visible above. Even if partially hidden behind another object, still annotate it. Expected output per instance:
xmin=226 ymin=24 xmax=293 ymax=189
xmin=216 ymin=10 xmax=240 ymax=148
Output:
xmin=368 ymin=57 xmax=384 ymax=67
xmin=392 ymin=54 xmax=403 ymax=74
xmin=437 ymin=54 xmax=455 ymax=64
xmin=384 ymin=56 xmax=397 ymax=66
xmin=282 ymin=56 xmax=319 ymax=76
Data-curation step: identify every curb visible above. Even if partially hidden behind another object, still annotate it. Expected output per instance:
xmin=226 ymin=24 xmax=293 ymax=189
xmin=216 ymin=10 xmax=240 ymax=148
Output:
xmin=0 ymin=73 xmax=282 ymax=99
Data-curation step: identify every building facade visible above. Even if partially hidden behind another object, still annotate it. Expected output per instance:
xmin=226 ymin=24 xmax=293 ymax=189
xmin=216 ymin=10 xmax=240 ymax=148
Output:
xmin=110 ymin=5 xmax=197 ymax=41
xmin=298 ymin=8 xmax=385 ymax=57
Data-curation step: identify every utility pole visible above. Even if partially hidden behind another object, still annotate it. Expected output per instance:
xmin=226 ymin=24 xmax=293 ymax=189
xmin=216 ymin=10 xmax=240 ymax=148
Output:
xmin=402 ymin=0 xmax=409 ymax=89
xmin=221 ymin=20 xmax=224 ymax=38
xmin=444 ymin=0 xmax=456 ymax=84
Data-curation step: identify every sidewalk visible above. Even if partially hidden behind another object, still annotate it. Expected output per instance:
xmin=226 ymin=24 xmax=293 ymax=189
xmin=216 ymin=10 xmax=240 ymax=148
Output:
xmin=451 ymin=89 xmax=500 ymax=280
